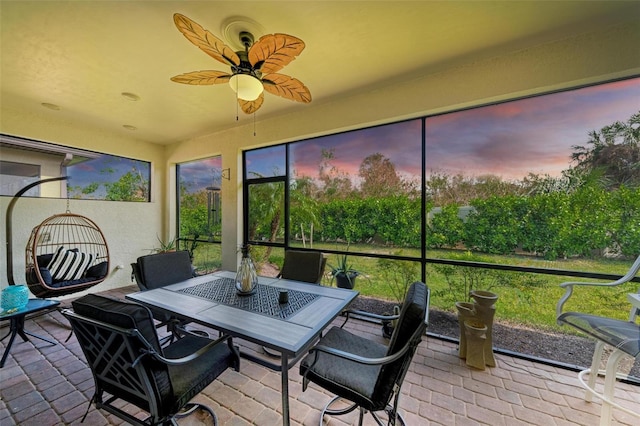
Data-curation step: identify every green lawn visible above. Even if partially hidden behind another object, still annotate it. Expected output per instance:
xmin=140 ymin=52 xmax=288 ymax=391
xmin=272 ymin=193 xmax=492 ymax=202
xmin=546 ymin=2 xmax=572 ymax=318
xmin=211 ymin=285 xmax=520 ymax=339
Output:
xmin=302 ymin=244 xmax=636 ymax=333
xmin=195 ymin=241 xmax=636 ymax=334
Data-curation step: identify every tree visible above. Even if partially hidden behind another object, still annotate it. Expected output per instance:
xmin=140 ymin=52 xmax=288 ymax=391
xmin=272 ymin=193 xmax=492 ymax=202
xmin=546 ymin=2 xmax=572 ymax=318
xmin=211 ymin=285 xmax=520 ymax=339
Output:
xmin=571 ymin=111 xmax=640 ymax=189
xmin=104 ymin=168 xmax=148 ymax=201
xmin=68 ymin=165 xmax=149 ymax=201
xmin=247 ymin=179 xmax=284 ymax=259
xmin=358 ymin=153 xmax=402 ymax=197
xmin=426 ymin=170 xmax=524 ymax=205
xmin=317 ymin=148 xmax=354 ymax=200
xmin=289 ymin=175 xmax=320 ymax=246
xmin=179 ymin=189 xmax=209 ymax=238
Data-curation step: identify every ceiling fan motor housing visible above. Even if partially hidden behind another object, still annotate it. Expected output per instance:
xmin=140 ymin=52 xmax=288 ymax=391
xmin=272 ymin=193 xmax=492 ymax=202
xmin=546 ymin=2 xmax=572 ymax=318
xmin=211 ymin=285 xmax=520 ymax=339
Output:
xmin=239 ymin=31 xmax=254 ymax=48
xmin=232 ymin=50 xmax=262 ymax=79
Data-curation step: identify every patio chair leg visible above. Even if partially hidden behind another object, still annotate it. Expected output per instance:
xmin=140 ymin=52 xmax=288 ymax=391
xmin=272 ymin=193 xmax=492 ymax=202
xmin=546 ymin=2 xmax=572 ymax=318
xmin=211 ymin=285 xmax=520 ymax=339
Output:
xmin=586 ymin=341 xmax=605 ymax=403
xmin=578 ymin=347 xmax=639 ymax=426
xmin=600 ymin=350 xmax=626 ymax=426
xmin=319 ymin=396 xmax=359 ymax=425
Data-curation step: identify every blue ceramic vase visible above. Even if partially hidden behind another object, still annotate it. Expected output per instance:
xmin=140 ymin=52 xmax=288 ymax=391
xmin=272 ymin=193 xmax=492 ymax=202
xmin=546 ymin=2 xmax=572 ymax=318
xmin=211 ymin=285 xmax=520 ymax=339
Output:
xmin=1 ymin=285 xmax=29 ymax=311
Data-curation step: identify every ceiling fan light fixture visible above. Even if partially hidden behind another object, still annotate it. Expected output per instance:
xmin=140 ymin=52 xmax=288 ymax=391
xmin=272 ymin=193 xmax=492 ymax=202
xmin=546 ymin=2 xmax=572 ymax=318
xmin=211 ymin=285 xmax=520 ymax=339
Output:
xmin=228 ymin=74 xmax=263 ymax=101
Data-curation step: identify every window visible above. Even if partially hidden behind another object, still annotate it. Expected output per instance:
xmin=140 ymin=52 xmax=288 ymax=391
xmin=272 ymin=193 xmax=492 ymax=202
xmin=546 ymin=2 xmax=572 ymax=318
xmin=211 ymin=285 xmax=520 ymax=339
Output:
xmin=425 ymin=77 xmax=640 ymax=265
xmin=177 ymin=156 xmax=223 ymax=274
xmin=0 ymin=134 xmax=150 ymax=201
xmin=245 ymin=145 xmax=285 ymax=178
xmin=242 ymin=76 xmax=640 ymax=337
xmin=0 ymin=161 xmax=40 ymax=196
xmin=288 ymin=120 xmax=422 ymax=255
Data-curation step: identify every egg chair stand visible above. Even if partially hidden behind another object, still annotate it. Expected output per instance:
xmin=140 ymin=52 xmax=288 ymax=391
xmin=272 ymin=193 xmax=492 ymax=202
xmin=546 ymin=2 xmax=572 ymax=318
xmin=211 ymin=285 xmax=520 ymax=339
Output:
xmin=6 ymin=177 xmax=110 ymax=299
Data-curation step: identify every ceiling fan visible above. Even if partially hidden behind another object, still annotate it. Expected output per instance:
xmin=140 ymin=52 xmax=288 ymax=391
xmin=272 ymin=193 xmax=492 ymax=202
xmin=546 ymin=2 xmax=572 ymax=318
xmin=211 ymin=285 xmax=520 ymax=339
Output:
xmin=170 ymin=13 xmax=311 ymax=114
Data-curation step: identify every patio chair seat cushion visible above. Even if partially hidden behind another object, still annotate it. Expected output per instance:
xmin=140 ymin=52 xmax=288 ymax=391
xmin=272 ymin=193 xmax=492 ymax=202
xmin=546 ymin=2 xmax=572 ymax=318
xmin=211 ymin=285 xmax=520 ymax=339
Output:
xmin=557 ymin=311 xmax=640 ymax=357
xmin=300 ymin=326 xmax=387 ymax=410
xmin=164 ymin=334 xmax=237 ymax=412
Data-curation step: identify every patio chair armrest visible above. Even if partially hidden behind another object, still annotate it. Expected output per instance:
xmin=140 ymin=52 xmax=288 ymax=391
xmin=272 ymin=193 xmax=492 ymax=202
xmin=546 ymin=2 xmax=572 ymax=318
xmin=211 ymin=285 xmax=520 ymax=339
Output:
xmin=342 ymin=309 xmax=399 ymax=325
xmin=136 ymin=332 xmax=235 ymax=367
xmin=307 ymin=323 xmax=425 ymax=367
xmin=556 ymin=256 xmax=640 ymax=319
xmin=309 ymin=340 xmax=410 ymax=366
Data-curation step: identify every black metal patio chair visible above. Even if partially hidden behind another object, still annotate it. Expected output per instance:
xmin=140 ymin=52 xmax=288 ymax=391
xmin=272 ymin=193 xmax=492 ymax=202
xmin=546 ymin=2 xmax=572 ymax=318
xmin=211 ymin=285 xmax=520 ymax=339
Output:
xmin=300 ymin=281 xmax=429 ymax=426
xmin=63 ymin=294 xmax=240 ymax=426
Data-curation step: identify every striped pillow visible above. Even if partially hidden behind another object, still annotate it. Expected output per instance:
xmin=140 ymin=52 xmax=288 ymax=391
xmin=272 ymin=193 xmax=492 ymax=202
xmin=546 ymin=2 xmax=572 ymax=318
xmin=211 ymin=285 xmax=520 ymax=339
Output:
xmin=48 ymin=247 xmax=94 ymax=281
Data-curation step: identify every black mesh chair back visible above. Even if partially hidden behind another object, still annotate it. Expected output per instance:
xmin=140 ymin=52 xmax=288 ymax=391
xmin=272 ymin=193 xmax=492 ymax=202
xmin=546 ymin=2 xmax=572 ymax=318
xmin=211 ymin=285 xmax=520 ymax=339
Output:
xmin=300 ymin=281 xmax=429 ymax=425
xmin=64 ymin=294 xmax=239 ymax=425
xmin=374 ymin=281 xmax=429 ymax=406
xmin=278 ymin=250 xmax=326 ymax=284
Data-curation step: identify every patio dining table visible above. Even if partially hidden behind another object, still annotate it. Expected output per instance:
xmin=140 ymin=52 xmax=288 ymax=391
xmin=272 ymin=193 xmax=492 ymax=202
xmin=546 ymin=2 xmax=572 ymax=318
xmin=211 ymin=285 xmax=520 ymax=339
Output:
xmin=126 ymin=270 xmax=358 ymax=426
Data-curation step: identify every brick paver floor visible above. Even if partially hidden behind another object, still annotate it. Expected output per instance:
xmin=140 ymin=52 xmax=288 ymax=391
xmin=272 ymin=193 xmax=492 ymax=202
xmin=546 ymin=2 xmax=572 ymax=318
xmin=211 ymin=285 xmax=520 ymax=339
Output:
xmin=1 ymin=285 xmax=638 ymax=425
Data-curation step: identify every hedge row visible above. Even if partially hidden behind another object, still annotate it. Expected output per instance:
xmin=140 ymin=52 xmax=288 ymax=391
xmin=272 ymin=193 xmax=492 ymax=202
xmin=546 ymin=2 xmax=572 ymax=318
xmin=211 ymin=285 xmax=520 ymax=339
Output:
xmin=304 ymin=185 xmax=640 ymax=260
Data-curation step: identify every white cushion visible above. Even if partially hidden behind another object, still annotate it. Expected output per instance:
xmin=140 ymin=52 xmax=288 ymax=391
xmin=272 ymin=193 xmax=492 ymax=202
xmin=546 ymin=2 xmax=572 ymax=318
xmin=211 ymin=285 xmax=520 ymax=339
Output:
xmin=48 ymin=247 xmax=94 ymax=281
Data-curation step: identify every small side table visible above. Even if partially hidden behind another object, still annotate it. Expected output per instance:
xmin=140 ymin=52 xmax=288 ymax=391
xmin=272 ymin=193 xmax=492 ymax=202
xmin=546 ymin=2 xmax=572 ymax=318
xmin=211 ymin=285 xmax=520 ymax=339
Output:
xmin=1 ymin=298 xmax=60 ymax=368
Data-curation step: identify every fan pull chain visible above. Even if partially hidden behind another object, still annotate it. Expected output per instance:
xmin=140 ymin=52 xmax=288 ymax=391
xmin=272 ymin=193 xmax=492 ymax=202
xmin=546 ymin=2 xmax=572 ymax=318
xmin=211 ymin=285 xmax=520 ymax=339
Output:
xmin=66 ymin=194 xmax=71 ymax=213
xmin=253 ymin=112 xmax=256 ymax=136
xmin=235 ymin=78 xmax=240 ymax=121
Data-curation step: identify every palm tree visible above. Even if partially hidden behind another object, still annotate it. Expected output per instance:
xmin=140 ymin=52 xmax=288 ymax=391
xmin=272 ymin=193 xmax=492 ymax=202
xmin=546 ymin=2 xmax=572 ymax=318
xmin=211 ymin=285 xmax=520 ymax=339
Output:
xmin=571 ymin=111 xmax=640 ymax=189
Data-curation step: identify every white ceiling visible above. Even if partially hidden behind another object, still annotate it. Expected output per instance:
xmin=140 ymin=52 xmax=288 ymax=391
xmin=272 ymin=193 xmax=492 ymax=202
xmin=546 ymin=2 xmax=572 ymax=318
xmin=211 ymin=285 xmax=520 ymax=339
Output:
xmin=1 ymin=1 xmax=638 ymax=145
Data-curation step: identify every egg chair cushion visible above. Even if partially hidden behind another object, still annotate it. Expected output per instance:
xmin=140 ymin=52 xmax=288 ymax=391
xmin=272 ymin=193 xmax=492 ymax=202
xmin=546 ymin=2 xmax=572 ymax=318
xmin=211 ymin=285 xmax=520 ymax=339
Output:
xmin=86 ymin=261 xmax=109 ymax=278
xmin=36 ymin=253 xmax=55 ymax=267
xmin=26 ymin=266 xmax=54 ymax=286
xmin=48 ymin=246 xmax=95 ymax=281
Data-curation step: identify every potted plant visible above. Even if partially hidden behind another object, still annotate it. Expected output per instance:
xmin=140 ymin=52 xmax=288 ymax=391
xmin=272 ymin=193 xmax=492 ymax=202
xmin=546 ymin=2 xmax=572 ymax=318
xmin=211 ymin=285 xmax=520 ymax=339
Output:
xmin=329 ymin=254 xmax=360 ymax=289
xmin=151 ymin=235 xmax=176 ymax=253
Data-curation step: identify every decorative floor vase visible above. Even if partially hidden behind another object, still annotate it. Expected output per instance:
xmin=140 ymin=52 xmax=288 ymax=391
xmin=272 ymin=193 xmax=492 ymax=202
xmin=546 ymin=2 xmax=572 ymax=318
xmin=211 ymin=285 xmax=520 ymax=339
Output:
xmin=455 ymin=302 xmax=475 ymax=359
xmin=464 ymin=320 xmax=488 ymax=370
xmin=469 ymin=290 xmax=498 ymax=367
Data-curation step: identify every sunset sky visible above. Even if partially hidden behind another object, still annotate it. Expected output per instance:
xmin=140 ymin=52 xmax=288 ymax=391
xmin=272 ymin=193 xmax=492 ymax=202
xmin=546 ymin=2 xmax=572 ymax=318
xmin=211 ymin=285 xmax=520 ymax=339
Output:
xmin=69 ymin=76 xmax=639 ymax=196
xmin=425 ymin=77 xmax=640 ymax=180
xmin=248 ymin=76 xmax=639 ymax=185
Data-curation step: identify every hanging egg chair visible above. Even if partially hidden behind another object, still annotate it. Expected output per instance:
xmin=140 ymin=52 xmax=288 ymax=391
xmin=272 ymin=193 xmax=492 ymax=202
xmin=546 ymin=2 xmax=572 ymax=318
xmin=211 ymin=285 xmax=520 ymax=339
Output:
xmin=25 ymin=212 xmax=110 ymax=298
xmin=6 ymin=177 xmax=110 ymax=298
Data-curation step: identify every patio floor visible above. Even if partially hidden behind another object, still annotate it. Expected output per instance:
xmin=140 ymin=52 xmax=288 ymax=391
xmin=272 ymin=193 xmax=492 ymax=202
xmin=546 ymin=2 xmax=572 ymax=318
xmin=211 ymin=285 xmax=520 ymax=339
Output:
xmin=1 ymin=285 xmax=638 ymax=425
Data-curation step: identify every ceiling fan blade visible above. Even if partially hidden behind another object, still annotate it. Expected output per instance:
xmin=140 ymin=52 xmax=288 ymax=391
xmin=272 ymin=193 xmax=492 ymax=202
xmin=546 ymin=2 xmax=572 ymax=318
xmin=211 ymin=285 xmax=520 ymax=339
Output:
xmin=248 ymin=33 xmax=305 ymax=74
xmin=238 ymin=93 xmax=264 ymax=114
xmin=173 ymin=13 xmax=240 ymax=67
xmin=262 ymin=73 xmax=311 ymax=103
xmin=170 ymin=70 xmax=231 ymax=85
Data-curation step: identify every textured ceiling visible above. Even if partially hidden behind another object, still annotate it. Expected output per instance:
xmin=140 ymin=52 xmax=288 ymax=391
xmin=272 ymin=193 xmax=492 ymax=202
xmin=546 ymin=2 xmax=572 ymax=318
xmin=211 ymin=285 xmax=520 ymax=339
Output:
xmin=1 ymin=1 xmax=638 ymax=145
